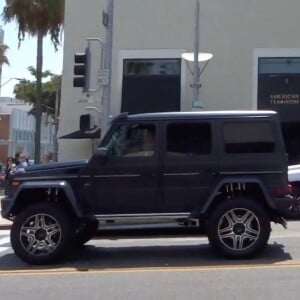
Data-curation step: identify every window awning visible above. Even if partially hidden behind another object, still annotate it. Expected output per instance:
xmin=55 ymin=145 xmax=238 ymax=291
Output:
xmin=59 ymin=128 xmax=101 ymax=139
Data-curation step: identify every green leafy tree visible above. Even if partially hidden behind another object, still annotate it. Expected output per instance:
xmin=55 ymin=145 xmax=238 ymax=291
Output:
xmin=2 ymin=0 xmax=64 ymax=163
xmin=13 ymin=66 xmax=61 ymax=116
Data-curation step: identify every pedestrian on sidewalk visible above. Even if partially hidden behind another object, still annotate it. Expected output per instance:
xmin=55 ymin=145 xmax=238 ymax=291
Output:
xmin=4 ymin=157 xmax=14 ymax=178
xmin=15 ymin=153 xmax=28 ymax=173
xmin=4 ymin=157 xmax=15 ymax=195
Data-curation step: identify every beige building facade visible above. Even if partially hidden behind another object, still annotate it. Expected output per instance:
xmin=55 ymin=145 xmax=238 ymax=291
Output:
xmin=59 ymin=0 xmax=300 ymax=161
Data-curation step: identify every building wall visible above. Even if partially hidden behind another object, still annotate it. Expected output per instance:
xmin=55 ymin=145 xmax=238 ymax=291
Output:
xmin=60 ymin=0 xmax=300 ymax=160
xmin=59 ymin=0 xmax=106 ymax=160
xmin=0 ymin=97 xmax=54 ymax=162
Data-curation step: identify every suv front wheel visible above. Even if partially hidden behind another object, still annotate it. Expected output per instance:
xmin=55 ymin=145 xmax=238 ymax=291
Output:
xmin=11 ymin=202 xmax=73 ymax=264
xmin=207 ymin=198 xmax=271 ymax=258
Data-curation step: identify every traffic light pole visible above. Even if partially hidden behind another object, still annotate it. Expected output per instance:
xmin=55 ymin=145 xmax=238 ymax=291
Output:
xmin=86 ymin=37 xmax=105 ymax=92
xmin=73 ymin=0 xmax=112 ymax=138
xmin=101 ymin=0 xmax=114 ymax=136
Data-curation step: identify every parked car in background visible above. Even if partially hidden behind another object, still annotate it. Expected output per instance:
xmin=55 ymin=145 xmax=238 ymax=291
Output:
xmin=288 ymin=164 xmax=300 ymax=181
xmin=287 ymin=165 xmax=300 ymax=217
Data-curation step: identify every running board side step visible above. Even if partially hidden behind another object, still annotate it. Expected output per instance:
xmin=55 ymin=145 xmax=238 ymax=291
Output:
xmin=95 ymin=212 xmax=192 ymax=228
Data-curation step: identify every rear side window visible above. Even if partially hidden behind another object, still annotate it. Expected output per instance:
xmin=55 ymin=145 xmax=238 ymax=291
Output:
xmin=166 ymin=122 xmax=212 ymax=155
xmin=224 ymin=122 xmax=275 ymax=154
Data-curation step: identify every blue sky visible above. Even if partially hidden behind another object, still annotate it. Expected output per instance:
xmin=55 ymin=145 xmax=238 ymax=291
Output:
xmin=0 ymin=0 xmax=63 ymax=98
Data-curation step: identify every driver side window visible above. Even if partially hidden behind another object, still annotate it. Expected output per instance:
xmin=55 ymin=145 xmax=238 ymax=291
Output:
xmin=105 ymin=123 xmax=156 ymax=157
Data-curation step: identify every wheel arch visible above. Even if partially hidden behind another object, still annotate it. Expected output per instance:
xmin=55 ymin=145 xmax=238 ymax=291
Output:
xmin=5 ymin=181 xmax=83 ymax=218
xmin=198 ymin=177 xmax=274 ymax=217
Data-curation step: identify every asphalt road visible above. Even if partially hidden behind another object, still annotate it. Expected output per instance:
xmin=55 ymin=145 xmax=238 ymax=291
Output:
xmin=1 ymin=222 xmax=300 ymax=299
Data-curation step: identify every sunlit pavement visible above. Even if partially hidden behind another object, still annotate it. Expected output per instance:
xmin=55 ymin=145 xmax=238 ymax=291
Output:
xmin=0 ymin=195 xmax=11 ymax=230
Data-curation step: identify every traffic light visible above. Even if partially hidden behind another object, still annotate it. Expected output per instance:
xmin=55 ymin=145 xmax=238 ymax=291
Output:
xmin=73 ymin=47 xmax=91 ymax=92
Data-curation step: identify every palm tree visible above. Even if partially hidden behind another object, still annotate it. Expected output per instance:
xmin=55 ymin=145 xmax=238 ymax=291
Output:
xmin=2 ymin=0 xmax=64 ymax=163
xmin=0 ymin=44 xmax=9 ymax=94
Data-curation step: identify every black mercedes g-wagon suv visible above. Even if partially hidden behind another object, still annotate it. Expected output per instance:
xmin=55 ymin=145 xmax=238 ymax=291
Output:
xmin=1 ymin=111 xmax=293 ymax=264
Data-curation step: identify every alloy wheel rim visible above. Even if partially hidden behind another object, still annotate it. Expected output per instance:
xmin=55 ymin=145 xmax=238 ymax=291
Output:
xmin=20 ymin=213 xmax=62 ymax=256
xmin=217 ymin=208 xmax=260 ymax=251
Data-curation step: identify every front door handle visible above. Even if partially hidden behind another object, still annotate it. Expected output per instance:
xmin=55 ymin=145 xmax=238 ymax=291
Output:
xmin=204 ymin=169 xmax=218 ymax=175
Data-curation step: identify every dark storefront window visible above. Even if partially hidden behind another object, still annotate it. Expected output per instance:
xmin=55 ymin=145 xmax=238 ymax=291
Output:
xmin=258 ymin=57 xmax=300 ymax=122
xmin=258 ymin=57 xmax=300 ymax=163
xmin=121 ymin=58 xmax=181 ymax=114
xmin=124 ymin=59 xmax=181 ymax=76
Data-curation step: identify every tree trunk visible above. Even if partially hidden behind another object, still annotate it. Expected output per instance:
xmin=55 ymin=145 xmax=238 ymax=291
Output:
xmin=34 ymin=30 xmax=43 ymax=164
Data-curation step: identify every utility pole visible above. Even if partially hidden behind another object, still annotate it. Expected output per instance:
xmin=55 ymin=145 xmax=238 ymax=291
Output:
xmin=193 ymin=0 xmax=201 ymax=107
xmin=53 ymin=86 xmax=60 ymax=162
xmin=101 ymin=0 xmax=114 ymax=136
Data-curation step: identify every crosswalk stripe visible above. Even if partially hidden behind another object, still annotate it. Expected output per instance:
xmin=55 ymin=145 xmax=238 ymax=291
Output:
xmin=0 ymin=237 xmax=9 ymax=253
xmin=0 ymin=230 xmax=11 ymax=236
xmin=0 ymin=237 xmax=9 ymax=245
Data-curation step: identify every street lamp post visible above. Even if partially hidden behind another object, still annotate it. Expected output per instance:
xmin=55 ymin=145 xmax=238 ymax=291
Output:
xmin=182 ymin=0 xmax=213 ymax=110
xmin=193 ymin=0 xmax=200 ymax=105
xmin=182 ymin=52 xmax=213 ymax=109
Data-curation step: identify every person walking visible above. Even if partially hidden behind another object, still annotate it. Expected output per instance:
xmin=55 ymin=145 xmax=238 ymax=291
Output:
xmin=5 ymin=157 xmax=15 ymax=179
xmin=15 ymin=153 xmax=28 ymax=173
xmin=4 ymin=157 xmax=15 ymax=195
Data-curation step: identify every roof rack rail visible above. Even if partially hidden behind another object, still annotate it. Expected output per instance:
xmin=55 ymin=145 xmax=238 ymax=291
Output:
xmin=111 ymin=112 xmax=128 ymax=123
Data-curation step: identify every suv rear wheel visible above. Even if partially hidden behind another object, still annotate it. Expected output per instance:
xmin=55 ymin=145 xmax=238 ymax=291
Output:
xmin=207 ymin=198 xmax=271 ymax=258
xmin=11 ymin=202 xmax=73 ymax=264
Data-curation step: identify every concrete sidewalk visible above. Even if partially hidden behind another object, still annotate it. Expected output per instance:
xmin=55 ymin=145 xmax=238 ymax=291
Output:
xmin=0 ymin=194 xmax=12 ymax=230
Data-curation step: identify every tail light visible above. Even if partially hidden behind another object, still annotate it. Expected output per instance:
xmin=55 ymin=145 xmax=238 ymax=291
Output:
xmin=274 ymin=184 xmax=292 ymax=197
xmin=288 ymin=183 xmax=294 ymax=195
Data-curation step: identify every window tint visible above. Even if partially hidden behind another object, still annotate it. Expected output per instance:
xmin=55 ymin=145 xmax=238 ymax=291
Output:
xmin=166 ymin=123 xmax=211 ymax=156
xmin=224 ymin=122 xmax=275 ymax=153
xmin=105 ymin=123 xmax=156 ymax=157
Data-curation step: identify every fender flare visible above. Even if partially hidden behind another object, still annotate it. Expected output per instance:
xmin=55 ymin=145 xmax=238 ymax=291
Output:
xmin=197 ymin=177 xmax=274 ymax=216
xmin=4 ymin=180 xmax=83 ymax=217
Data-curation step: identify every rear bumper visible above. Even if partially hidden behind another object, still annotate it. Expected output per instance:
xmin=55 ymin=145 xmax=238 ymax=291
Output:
xmin=273 ymin=195 xmax=299 ymax=219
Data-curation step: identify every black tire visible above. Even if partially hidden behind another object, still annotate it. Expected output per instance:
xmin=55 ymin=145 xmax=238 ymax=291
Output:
xmin=11 ymin=202 xmax=73 ymax=265
xmin=207 ymin=198 xmax=271 ymax=258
